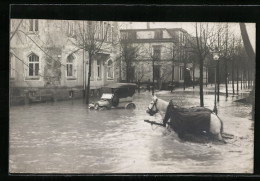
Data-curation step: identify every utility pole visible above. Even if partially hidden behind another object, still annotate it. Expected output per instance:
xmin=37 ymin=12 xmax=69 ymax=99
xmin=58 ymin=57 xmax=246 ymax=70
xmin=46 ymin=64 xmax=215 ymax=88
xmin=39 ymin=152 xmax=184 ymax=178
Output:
xmin=183 ymin=47 xmax=186 ymax=91
xmin=171 ymin=49 xmax=175 ymax=93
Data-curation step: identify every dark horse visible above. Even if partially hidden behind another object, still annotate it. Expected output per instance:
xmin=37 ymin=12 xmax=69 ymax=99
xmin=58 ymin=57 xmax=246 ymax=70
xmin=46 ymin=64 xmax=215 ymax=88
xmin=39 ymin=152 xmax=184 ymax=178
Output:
xmin=146 ymin=96 xmax=224 ymax=142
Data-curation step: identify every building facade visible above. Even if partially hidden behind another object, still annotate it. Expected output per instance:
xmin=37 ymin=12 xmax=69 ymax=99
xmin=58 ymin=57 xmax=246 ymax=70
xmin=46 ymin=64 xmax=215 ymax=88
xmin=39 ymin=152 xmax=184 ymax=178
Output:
xmin=10 ymin=19 xmax=120 ymax=105
xmin=120 ymin=25 xmax=208 ymax=89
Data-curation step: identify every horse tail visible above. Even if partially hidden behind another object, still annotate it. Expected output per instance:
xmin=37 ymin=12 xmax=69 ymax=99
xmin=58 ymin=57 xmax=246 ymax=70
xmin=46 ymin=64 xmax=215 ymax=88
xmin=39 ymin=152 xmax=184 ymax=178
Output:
xmin=216 ymin=114 xmax=223 ymax=134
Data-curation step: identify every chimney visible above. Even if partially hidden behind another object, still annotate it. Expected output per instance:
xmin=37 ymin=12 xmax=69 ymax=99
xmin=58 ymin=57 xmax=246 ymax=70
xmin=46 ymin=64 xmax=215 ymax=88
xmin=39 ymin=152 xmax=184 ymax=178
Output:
xmin=147 ymin=22 xmax=150 ymax=29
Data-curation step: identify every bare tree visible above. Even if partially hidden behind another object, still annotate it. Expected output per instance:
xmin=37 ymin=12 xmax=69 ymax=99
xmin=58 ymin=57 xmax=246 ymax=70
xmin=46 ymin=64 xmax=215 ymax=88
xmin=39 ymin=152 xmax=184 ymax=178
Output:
xmin=73 ymin=21 xmax=110 ymax=104
xmin=10 ymin=19 xmax=68 ymax=87
xmin=140 ymin=44 xmax=163 ymax=95
xmin=10 ymin=19 xmax=23 ymax=41
xmin=187 ymin=23 xmax=216 ymax=107
xmin=135 ymin=64 xmax=147 ymax=92
xmin=239 ymin=23 xmax=255 ymax=120
xmin=119 ymin=36 xmax=140 ymax=83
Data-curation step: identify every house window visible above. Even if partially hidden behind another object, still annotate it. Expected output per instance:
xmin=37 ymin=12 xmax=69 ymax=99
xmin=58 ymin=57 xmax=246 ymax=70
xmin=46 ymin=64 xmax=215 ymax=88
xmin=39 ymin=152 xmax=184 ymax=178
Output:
xmin=87 ymin=21 xmax=93 ymax=35
xmin=154 ymin=65 xmax=160 ymax=81
xmin=29 ymin=19 xmax=39 ymax=32
xmin=100 ymin=21 xmax=103 ymax=39
xmin=107 ymin=24 xmax=112 ymax=42
xmin=153 ymin=46 xmax=161 ymax=60
xmin=129 ymin=66 xmax=135 ymax=83
xmin=97 ymin=60 xmax=102 ymax=79
xmin=121 ymin=32 xmax=128 ymax=40
xmin=107 ymin=60 xmax=114 ymax=79
xmin=104 ymin=22 xmax=108 ymax=40
xmin=111 ymin=26 xmax=114 ymax=43
xmin=95 ymin=22 xmax=100 ymax=39
xmin=69 ymin=90 xmax=73 ymax=98
xmin=172 ymin=65 xmax=175 ymax=80
xmin=67 ymin=54 xmax=75 ymax=77
xmin=154 ymin=30 xmax=162 ymax=39
xmin=180 ymin=66 xmax=184 ymax=80
xmin=90 ymin=60 xmax=94 ymax=80
xmin=96 ymin=89 xmax=100 ymax=96
xmin=28 ymin=53 xmax=39 ymax=77
xmin=128 ymin=31 xmax=136 ymax=40
xmin=10 ymin=53 xmax=15 ymax=79
xmin=68 ymin=22 xmax=74 ymax=36
xmin=90 ymin=90 xmax=94 ymax=96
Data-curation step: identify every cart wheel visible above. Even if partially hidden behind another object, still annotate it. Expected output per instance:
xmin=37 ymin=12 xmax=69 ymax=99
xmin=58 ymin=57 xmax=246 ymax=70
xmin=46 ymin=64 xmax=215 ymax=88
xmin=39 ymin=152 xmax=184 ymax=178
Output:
xmin=125 ymin=103 xmax=136 ymax=109
xmin=94 ymin=103 xmax=99 ymax=110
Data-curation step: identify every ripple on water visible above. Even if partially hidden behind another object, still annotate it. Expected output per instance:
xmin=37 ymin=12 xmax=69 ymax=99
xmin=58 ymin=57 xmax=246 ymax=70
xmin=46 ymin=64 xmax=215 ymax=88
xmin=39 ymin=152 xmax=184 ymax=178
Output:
xmin=9 ymin=91 xmax=254 ymax=173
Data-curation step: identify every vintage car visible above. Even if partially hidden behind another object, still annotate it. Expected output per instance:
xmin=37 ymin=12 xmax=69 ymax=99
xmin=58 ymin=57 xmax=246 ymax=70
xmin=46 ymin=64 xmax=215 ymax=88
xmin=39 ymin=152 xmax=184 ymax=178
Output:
xmin=89 ymin=83 xmax=137 ymax=110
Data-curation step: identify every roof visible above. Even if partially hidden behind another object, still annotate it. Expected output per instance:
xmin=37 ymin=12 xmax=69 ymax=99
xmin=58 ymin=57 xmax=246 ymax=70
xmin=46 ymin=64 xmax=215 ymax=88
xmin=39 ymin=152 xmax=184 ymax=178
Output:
xmin=103 ymin=83 xmax=137 ymax=89
xmin=120 ymin=28 xmax=187 ymax=33
xmin=120 ymin=28 xmax=167 ymax=32
xmin=167 ymin=28 xmax=188 ymax=33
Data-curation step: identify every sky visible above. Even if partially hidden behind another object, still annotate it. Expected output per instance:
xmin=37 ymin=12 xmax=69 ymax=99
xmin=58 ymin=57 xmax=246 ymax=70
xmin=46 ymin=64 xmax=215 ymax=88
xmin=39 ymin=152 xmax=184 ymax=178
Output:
xmin=119 ymin=22 xmax=255 ymax=52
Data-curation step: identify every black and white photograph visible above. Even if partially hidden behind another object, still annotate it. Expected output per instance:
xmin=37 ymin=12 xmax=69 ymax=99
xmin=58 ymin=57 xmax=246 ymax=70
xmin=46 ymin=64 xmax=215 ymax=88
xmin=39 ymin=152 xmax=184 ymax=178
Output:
xmin=9 ymin=18 xmax=255 ymax=173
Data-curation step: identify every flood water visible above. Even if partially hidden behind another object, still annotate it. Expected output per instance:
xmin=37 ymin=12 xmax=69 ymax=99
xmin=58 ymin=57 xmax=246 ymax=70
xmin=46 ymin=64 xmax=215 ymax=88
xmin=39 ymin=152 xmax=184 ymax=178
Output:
xmin=9 ymin=89 xmax=254 ymax=173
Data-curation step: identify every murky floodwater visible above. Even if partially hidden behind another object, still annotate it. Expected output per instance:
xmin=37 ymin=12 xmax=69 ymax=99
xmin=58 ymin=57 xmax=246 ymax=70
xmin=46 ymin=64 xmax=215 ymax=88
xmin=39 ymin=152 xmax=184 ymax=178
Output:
xmin=9 ymin=88 xmax=254 ymax=173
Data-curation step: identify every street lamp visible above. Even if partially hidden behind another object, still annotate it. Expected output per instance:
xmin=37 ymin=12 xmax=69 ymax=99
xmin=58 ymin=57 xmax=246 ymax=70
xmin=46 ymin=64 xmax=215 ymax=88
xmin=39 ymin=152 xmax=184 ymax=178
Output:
xmin=212 ymin=47 xmax=220 ymax=114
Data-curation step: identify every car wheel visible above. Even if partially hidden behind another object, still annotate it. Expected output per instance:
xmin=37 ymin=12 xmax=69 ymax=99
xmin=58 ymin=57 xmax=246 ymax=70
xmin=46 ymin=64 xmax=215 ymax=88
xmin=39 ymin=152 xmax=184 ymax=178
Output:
xmin=125 ymin=103 xmax=136 ymax=109
xmin=94 ymin=103 xmax=99 ymax=110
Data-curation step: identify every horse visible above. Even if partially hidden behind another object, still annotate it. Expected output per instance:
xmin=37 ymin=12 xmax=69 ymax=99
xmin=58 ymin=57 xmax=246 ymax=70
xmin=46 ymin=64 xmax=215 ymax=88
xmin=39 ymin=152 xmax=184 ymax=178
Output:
xmin=146 ymin=96 xmax=224 ymax=142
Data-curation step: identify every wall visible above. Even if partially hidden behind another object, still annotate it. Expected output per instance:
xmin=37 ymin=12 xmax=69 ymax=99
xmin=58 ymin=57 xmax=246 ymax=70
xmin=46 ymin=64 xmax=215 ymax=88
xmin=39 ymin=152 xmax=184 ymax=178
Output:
xmin=10 ymin=19 xmax=120 ymax=104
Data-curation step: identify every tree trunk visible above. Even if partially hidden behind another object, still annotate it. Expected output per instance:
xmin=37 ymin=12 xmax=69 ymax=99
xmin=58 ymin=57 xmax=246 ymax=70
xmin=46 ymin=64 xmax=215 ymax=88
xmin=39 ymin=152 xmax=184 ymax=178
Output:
xmin=119 ymin=59 xmax=122 ymax=82
xmin=138 ymin=81 xmax=140 ymax=93
xmin=241 ymin=70 xmax=243 ymax=90
xmin=199 ymin=57 xmax=204 ymax=107
xmin=237 ymin=63 xmax=239 ymax=94
xmin=239 ymin=23 xmax=255 ymax=65
xmin=86 ymin=54 xmax=92 ymax=105
xmin=244 ymin=68 xmax=247 ymax=89
xmin=83 ymin=50 xmax=85 ymax=98
xmin=232 ymin=59 xmax=234 ymax=96
xmin=192 ymin=64 xmax=195 ymax=89
xmin=126 ymin=64 xmax=130 ymax=83
xmin=225 ymin=60 xmax=229 ymax=98
xmin=252 ymin=71 xmax=255 ymax=120
xmin=217 ymin=60 xmax=220 ymax=102
xmin=248 ymin=67 xmax=250 ymax=89
xmin=206 ymin=67 xmax=208 ymax=87
xmin=10 ymin=19 xmax=23 ymax=41
xmin=183 ymin=63 xmax=186 ymax=90
xmin=240 ymin=23 xmax=255 ymax=120
xmin=152 ymin=59 xmax=155 ymax=95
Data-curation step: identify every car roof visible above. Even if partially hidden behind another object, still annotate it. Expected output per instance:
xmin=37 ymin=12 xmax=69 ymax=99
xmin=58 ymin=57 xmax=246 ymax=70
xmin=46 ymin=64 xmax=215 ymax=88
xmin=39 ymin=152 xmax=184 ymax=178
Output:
xmin=103 ymin=83 xmax=137 ymax=89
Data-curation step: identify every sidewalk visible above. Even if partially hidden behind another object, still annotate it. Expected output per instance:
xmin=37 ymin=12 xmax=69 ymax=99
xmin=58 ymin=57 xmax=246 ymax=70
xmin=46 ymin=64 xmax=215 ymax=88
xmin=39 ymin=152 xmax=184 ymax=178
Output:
xmin=169 ymin=83 xmax=252 ymax=94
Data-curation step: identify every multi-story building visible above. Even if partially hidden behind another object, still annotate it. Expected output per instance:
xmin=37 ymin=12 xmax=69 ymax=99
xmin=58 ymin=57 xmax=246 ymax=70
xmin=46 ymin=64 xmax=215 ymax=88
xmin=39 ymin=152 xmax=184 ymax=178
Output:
xmin=10 ymin=19 xmax=120 ymax=105
xmin=119 ymin=23 xmax=208 ymax=89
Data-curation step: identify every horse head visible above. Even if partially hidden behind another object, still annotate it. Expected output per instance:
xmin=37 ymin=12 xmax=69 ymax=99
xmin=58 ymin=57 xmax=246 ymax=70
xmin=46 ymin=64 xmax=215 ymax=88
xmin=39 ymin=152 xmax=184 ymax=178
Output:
xmin=146 ymin=95 xmax=159 ymax=116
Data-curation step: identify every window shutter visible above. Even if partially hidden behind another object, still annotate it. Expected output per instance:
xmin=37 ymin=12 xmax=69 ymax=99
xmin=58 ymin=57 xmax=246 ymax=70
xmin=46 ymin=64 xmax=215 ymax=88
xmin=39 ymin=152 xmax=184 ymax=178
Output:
xmin=35 ymin=20 xmax=38 ymax=31
xmin=29 ymin=19 xmax=33 ymax=31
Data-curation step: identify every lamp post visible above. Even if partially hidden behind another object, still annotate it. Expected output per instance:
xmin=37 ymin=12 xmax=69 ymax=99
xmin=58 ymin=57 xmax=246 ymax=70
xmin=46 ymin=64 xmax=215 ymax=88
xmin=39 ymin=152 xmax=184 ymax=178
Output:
xmin=181 ymin=43 xmax=187 ymax=91
xmin=171 ymin=49 xmax=175 ymax=93
xmin=213 ymin=47 xmax=220 ymax=114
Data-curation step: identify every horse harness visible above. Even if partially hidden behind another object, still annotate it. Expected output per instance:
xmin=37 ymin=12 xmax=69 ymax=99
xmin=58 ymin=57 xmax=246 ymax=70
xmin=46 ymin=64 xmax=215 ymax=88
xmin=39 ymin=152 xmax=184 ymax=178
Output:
xmin=147 ymin=98 xmax=159 ymax=116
